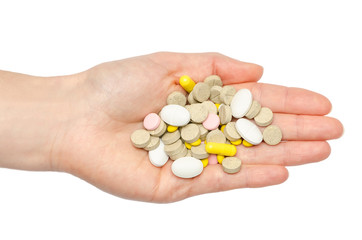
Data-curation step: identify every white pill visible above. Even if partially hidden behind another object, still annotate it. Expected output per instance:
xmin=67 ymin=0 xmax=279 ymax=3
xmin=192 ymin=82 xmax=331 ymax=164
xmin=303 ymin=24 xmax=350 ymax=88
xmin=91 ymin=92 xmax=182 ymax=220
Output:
xmin=235 ymin=118 xmax=263 ymax=145
xmin=160 ymin=104 xmax=190 ymax=126
xmin=171 ymin=157 xmax=203 ymax=178
xmin=149 ymin=141 xmax=169 ymax=167
xmin=230 ymin=89 xmax=253 ymax=118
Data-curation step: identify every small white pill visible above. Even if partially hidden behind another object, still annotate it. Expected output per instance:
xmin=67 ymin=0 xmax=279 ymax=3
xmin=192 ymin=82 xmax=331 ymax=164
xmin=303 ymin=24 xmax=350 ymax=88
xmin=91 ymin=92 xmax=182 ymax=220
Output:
xmin=160 ymin=104 xmax=190 ymax=126
xmin=149 ymin=140 xmax=169 ymax=167
xmin=230 ymin=89 xmax=253 ymax=118
xmin=235 ymin=118 xmax=263 ymax=145
xmin=171 ymin=157 xmax=203 ymax=178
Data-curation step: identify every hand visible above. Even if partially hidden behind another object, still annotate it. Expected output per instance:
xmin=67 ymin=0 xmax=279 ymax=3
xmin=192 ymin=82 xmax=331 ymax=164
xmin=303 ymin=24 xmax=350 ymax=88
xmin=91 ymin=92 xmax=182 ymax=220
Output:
xmin=49 ymin=52 xmax=343 ymax=203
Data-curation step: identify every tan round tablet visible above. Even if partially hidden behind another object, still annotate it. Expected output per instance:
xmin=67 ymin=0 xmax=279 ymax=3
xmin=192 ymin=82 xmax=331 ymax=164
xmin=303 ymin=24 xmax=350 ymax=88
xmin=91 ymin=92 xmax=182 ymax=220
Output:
xmin=192 ymin=82 xmax=210 ymax=102
xmin=131 ymin=129 xmax=151 ymax=148
xmin=206 ymin=129 xmax=226 ymax=143
xmin=149 ymin=119 xmax=167 ymax=137
xmin=191 ymin=143 xmax=209 ymax=159
xmin=185 ymin=149 xmax=192 ymax=157
xmin=188 ymin=103 xmax=208 ymax=123
xmin=167 ymin=91 xmax=187 ymax=106
xmin=198 ymin=124 xmax=209 ymax=141
xmin=254 ymin=107 xmax=273 ymax=126
xmin=210 ymin=86 xmax=223 ymax=104
xmin=245 ymin=100 xmax=261 ymax=119
xmin=164 ymin=139 xmax=184 ymax=155
xmin=144 ymin=136 xmax=160 ymax=151
xmin=220 ymin=85 xmax=236 ymax=105
xmin=222 ymin=157 xmax=242 ymax=174
xmin=219 ymin=104 xmax=232 ymax=125
xmin=170 ymin=145 xmax=188 ymax=160
xmin=204 ymin=75 xmax=223 ymax=87
xmin=188 ymin=91 xmax=198 ymax=104
xmin=161 ymin=130 xmax=181 ymax=145
xmin=181 ymin=123 xmax=201 ymax=143
xmin=224 ymin=122 xmax=241 ymax=142
xmin=201 ymin=101 xmax=218 ymax=115
xmin=263 ymin=125 xmax=282 ymax=145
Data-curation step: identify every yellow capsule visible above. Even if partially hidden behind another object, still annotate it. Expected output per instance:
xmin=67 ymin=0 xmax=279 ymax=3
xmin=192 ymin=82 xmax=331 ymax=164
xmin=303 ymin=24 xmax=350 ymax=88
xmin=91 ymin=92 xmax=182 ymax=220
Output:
xmin=185 ymin=142 xmax=192 ymax=149
xmin=167 ymin=125 xmax=178 ymax=133
xmin=242 ymin=140 xmax=253 ymax=147
xmin=179 ymin=75 xmax=196 ymax=93
xmin=215 ymin=103 xmax=220 ymax=110
xmin=220 ymin=124 xmax=226 ymax=132
xmin=200 ymin=158 xmax=209 ymax=168
xmin=230 ymin=139 xmax=242 ymax=146
xmin=217 ymin=155 xmax=224 ymax=164
xmin=190 ymin=138 xmax=201 ymax=146
xmin=205 ymin=142 xmax=237 ymax=157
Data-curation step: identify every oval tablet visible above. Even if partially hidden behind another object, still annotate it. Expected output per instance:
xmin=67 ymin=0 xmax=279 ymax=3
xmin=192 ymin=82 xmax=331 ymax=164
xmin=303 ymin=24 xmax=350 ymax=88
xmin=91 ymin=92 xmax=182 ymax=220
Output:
xmin=230 ymin=89 xmax=253 ymax=118
xmin=171 ymin=157 xmax=204 ymax=178
xmin=235 ymin=118 xmax=263 ymax=145
xmin=149 ymin=141 xmax=169 ymax=167
xmin=160 ymin=105 xmax=190 ymax=126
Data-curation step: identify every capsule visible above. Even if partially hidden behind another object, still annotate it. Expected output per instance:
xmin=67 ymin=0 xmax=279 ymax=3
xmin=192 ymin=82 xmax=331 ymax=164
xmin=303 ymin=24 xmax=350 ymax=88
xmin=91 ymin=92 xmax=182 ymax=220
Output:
xmin=185 ymin=142 xmax=192 ymax=149
xmin=242 ymin=139 xmax=253 ymax=147
xmin=167 ymin=125 xmax=178 ymax=133
xmin=217 ymin=155 xmax=224 ymax=164
xmin=179 ymin=75 xmax=196 ymax=93
xmin=205 ymin=142 xmax=237 ymax=156
xmin=200 ymin=158 xmax=209 ymax=168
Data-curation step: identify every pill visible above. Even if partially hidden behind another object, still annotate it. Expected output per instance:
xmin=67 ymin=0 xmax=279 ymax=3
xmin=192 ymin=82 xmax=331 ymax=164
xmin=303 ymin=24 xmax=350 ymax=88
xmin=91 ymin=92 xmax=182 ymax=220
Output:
xmin=160 ymin=104 xmax=190 ymax=126
xmin=190 ymin=139 xmax=201 ymax=146
xmin=222 ymin=157 xmax=242 ymax=174
xmin=217 ymin=155 xmax=224 ymax=164
xmin=215 ymin=103 xmax=220 ymax=110
xmin=169 ymin=144 xmax=188 ymax=160
xmin=220 ymin=85 xmax=236 ymax=105
xmin=218 ymin=104 xmax=232 ymax=125
xmin=149 ymin=119 xmax=167 ymax=137
xmin=181 ymin=123 xmax=201 ymax=143
xmin=245 ymin=100 xmax=261 ymax=119
xmin=242 ymin=139 xmax=253 ymax=147
xmin=144 ymin=136 xmax=161 ymax=151
xmin=171 ymin=157 xmax=203 ymax=178
xmin=205 ymin=142 xmax=237 ymax=156
xmin=223 ymin=122 xmax=241 ymax=142
xmin=220 ymin=124 xmax=226 ymax=132
xmin=201 ymin=100 xmax=218 ymax=115
xmin=191 ymin=143 xmax=209 ymax=159
xmin=188 ymin=103 xmax=208 ymax=123
xmin=187 ymin=91 xmax=198 ymax=104
xmin=131 ymin=129 xmax=151 ymax=148
xmin=202 ymin=113 xmax=220 ymax=131
xmin=161 ymin=129 xmax=181 ymax=145
xmin=230 ymin=89 xmax=253 ymax=118
xmin=186 ymin=149 xmax=192 ymax=157
xmin=208 ymin=154 xmax=218 ymax=165
xmin=164 ymin=139 xmax=184 ymax=156
xmin=201 ymin=158 xmax=209 ymax=168
xmin=235 ymin=118 xmax=263 ymax=145
xmin=198 ymin=124 xmax=208 ymax=141
xmin=254 ymin=107 xmax=273 ymax=127
xmin=149 ymin=141 xmax=169 ymax=167
xmin=185 ymin=142 xmax=192 ymax=149
xmin=143 ymin=113 xmax=161 ymax=131
xmin=230 ymin=139 xmax=242 ymax=146
xmin=167 ymin=125 xmax=178 ymax=133
xmin=192 ymin=82 xmax=211 ymax=102
xmin=167 ymin=91 xmax=187 ymax=106
xmin=206 ymin=129 xmax=226 ymax=143
xmin=204 ymin=75 xmax=223 ymax=87
xmin=263 ymin=125 xmax=282 ymax=145
xmin=210 ymin=86 xmax=223 ymax=104
xmin=179 ymin=75 xmax=196 ymax=93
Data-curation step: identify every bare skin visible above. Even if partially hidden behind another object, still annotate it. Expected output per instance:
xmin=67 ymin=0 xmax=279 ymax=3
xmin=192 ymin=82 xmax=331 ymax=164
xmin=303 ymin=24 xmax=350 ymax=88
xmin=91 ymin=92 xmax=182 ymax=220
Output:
xmin=0 ymin=52 xmax=343 ymax=203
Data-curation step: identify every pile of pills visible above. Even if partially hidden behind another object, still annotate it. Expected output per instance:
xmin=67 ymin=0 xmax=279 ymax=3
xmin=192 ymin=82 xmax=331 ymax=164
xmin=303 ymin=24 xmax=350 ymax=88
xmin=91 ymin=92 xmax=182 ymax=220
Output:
xmin=131 ymin=75 xmax=283 ymax=178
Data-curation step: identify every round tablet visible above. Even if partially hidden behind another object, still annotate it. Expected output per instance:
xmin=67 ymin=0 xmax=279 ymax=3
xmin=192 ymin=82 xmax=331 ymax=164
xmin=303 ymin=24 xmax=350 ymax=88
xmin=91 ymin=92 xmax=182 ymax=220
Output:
xmin=167 ymin=91 xmax=187 ymax=106
xmin=201 ymin=101 xmax=218 ymax=115
xmin=191 ymin=143 xmax=209 ymax=159
xmin=263 ymin=125 xmax=282 ymax=145
xmin=210 ymin=86 xmax=223 ymax=104
xmin=222 ymin=157 xmax=242 ymax=174
xmin=224 ymin=122 xmax=241 ymax=142
xmin=181 ymin=124 xmax=201 ymax=143
xmin=254 ymin=107 xmax=273 ymax=127
xmin=245 ymin=100 xmax=261 ymax=119
xmin=204 ymin=75 xmax=223 ymax=87
xmin=198 ymin=124 xmax=208 ymax=141
xmin=220 ymin=86 xmax=236 ymax=105
xmin=131 ymin=129 xmax=151 ymax=148
xmin=143 ymin=113 xmax=161 ymax=131
xmin=188 ymin=91 xmax=198 ymax=104
xmin=149 ymin=120 xmax=167 ymax=137
xmin=206 ymin=129 xmax=226 ymax=143
xmin=202 ymin=113 xmax=220 ymax=130
xmin=161 ymin=130 xmax=181 ymax=145
xmin=164 ymin=139 xmax=184 ymax=156
xmin=170 ymin=145 xmax=188 ymax=160
xmin=144 ymin=136 xmax=161 ymax=151
xmin=193 ymin=82 xmax=211 ymax=102
xmin=188 ymin=103 xmax=208 ymax=123
xmin=218 ymin=104 xmax=232 ymax=125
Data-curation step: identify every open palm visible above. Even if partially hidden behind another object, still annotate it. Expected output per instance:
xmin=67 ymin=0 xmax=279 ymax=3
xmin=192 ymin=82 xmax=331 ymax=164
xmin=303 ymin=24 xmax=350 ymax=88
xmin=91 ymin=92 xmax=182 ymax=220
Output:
xmin=55 ymin=52 xmax=343 ymax=203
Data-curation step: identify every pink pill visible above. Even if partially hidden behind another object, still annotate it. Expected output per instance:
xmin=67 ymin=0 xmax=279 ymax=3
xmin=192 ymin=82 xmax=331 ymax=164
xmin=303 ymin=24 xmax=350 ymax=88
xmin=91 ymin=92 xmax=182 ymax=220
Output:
xmin=143 ymin=113 xmax=161 ymax=130
xmin=208 ymin=154 xmax=218 ymax=165
xmin=202 ymin=113 xmax=220 ymax=130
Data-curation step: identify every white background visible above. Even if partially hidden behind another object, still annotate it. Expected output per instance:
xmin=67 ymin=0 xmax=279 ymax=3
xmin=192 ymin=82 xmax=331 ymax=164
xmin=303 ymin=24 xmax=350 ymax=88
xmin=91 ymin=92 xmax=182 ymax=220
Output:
xmin=0 ymin=0 xmax=360 ymax=239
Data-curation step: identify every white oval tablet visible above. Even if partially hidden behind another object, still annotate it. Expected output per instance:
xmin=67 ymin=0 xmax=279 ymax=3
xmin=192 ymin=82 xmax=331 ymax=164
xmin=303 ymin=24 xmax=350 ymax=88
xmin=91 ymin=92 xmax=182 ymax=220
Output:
xmin=230 ymin=89 xmax=253 ymax=118
xmin=149 ymin=141 xmax=169 ymax=167
xmin=235 ymin=118 xmax=263 ymax=145
xmin=171 ymin=157 xmax=203 ymax=178
xmin=160 ymin=105 xmax=190 ymax=126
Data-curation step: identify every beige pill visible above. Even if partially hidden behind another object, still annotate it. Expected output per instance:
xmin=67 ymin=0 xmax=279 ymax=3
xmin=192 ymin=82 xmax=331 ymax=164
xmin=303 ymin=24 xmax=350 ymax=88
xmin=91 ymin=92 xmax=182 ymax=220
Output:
xmin=185 ymin=149 xmax=192 ymax=157
xmin=149 ymin=119 xmax=167 ymax=137
xmin=224 ymin=122 xmax=241 ymax=142
xmin=254 ymin=107 xmax=273 ymax=126
xmin=201 ymin=100 xmax=218 ymax=115
xmin=245 ymin=100 xmax=261 ymax=119
xmin=198 ymin=124 xmax=209 ymax=141
xmin=220 ymin=85 xmax=236 ymax=105
xmin=188 ymin=91 xmax=198 ymax=104
xmin=167 ymin=91 xmax=187 ymax=106
xmin=206 ymin=129 xmax=226 ymax=143
xmin=222 ymin=157 xmax=242 ymax=174
xmin=263 ymin=125 xmax=282 ymax=145
xmin=169 ymin=145 xmax=188 ymax=160
xmin=164 ymin=139 xmax=184 ymax=155
xmin=181 ymin=123 xmax=201 ymax=143
xmin=191 ymin=143 xmax=209 ymax=159
xmin=218 ymin=104 xmax=232 ymax=125
xmin=131 ymin=129 xmax=151 ymax=148
xmin=144 ymin=136 xmax=160 ymax=151
xmin=188 ymin=103 xmax=208 ymax=123
xmin=204 ymin=75 xmax=223 ymax=87
xmin=210 ymin=86 xmax=223 ymax=104
xmin=192 ymin=82 xmax=210 ymax=102
xmin=161 ymin=130 xmax=181 ymax=145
